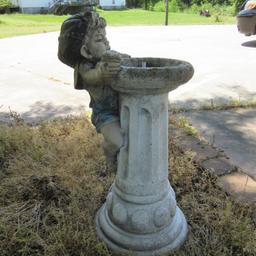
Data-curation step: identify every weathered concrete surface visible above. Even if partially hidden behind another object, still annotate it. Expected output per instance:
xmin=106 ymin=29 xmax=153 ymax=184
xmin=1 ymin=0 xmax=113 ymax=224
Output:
xmin=180 ymin=108 xmax=256 ymax=181
xmin=1 ymin=25 xmax=256 ymax=123
xmin=171 ymin=123 xmax=256 ymax=204
xmin=0 ymin=32 xmax=89 ymax=123
xmin=218 ymin=173 xmax=256 ymax=204
xmin=96 ymin=58 xmax=192 ymax=255
xmin=170 ymin=125 xmax=236 ymax=176
xmin=201 ymin=157 xmax=236 ymax=176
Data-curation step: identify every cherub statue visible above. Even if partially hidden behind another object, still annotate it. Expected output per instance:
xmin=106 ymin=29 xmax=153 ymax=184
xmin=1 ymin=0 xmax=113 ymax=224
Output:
xmin=58 ymin=11 xmax=129 ymax=174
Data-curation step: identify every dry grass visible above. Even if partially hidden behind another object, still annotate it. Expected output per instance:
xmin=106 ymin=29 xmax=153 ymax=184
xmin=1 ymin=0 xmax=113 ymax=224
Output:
xmin=0 ymin=115 xmax=255 ymax=256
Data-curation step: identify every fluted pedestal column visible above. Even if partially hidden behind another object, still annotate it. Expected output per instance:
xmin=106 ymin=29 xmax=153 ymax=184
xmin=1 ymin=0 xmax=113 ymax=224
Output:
xmin=96 ymin=57 xmax=194 ymax=255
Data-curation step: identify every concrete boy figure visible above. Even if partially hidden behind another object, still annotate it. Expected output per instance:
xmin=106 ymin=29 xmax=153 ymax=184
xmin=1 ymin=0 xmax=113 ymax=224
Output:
xmin=58 ymin=11 xmax=127 ymax=173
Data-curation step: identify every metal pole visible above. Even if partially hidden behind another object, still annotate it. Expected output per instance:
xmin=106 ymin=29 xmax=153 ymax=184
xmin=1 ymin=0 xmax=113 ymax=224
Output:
xmin=165 ymin=0 xmax=169 ymax=26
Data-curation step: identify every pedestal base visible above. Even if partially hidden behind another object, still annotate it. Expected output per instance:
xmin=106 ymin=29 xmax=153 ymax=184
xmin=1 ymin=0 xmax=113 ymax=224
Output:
xmin=96 ymin=204 xmax=188 ymax=256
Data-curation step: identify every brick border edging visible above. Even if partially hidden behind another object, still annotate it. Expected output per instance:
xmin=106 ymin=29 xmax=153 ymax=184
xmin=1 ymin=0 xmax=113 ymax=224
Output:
xmin=170 ymin=125 xmax=256 ymax=205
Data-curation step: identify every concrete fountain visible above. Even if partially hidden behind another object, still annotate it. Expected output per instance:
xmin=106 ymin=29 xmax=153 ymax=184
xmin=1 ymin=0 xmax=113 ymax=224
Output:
xmin=96 ymin=57 xmax=194 ymax=255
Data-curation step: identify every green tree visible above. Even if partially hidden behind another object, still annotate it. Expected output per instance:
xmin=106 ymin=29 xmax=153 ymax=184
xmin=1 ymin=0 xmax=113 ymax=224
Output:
xmin=169 ymin=0 xmax=180 ymax=11
xmin=0 ymin=0 xmax=11 ymax=8
xmin=233 ymin=0 xmax=246 ymax=12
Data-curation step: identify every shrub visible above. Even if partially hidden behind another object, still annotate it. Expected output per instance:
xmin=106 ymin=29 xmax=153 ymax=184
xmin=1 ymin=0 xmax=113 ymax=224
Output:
xmin=170 ymin=0 xmax=180 ymax=12
xmin=198 ymin=2 xmax=215 ymax=12
xmin=233 ymin=0 xmax=246 ymax=12
xmin=185 ymin=2 xmax=235 ymax=15
xmin=0 ymin=0 xmax=11 ymax=8
xmin=0 ymin=0 xmax=12 ymax=13
xmin=218 ymin=3 xmax=236 ymax=15
xmin=153 ymin=0 xmax=166 ymax=11
xmin=153 ymin=0 xmax=182 ymax=12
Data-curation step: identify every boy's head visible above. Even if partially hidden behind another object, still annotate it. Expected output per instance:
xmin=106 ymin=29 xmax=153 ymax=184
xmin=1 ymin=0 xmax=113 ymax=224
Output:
xmin=80 ymin=12 xmax=110 ymax=61
xmin=58 ymin=11 xmax=110 ymax=68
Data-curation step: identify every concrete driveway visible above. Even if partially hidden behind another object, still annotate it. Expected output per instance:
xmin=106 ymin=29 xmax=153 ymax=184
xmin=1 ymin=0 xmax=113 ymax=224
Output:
xmin=1 ymin=25 xmax=256 ymax=123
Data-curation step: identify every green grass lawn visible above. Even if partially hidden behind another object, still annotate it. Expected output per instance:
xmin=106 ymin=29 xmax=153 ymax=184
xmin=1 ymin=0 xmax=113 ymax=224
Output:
xmin=0 ymin=13 xmax=67 ymax=38
xmin=98 ymin=8 xmax=236 ymax=25
xmin=0 ymin=9 xmax=236 ymax=39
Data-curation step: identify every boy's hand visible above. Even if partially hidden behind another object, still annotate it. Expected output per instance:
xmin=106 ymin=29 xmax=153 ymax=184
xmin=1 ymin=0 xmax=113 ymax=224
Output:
xmin=102 ymin=60 xmax=121 ymax=78
xmin=97 ymin=59 xmax=121 ymax=81
xmin=100 ymin=50 xmax=122 ymax=79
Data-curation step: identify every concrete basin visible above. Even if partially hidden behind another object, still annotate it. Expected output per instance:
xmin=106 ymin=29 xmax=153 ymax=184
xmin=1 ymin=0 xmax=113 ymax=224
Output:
xmin=111 ymin=57 xmax=194 ymax=94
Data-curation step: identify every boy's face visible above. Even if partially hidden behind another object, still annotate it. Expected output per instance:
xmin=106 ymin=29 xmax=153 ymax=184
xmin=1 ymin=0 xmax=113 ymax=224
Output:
xmin=86 ymin=27 xmax=110 ymax=59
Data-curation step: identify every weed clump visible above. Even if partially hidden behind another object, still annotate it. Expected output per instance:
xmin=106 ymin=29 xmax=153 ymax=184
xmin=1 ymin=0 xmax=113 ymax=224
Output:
xmin=20 ymin=175 xmax=71 ymax=206
xmin=0 ymin=115 xmax=255 ymax=256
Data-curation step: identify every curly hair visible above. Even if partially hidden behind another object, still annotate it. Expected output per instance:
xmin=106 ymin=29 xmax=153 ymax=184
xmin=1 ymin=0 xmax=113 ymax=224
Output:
xmin=58 ymin=11 xmax=107 ymax=68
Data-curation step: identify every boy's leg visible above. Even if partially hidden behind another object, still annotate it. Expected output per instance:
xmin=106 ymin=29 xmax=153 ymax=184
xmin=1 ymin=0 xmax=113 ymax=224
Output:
xmin=100 ymin=121 xmax=123 ymax=173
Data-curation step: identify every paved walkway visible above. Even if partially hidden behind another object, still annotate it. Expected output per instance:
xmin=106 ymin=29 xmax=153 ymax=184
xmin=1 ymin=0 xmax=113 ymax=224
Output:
xmin=171 ymin=122 xmax=256 ymax=203
xmin=178 ymin=108 xmax=256 ymax=203
xmin=1 ymin=25 xmax=256 ymax=201
xmin=181 ymin=108 xmax=256 ymax=180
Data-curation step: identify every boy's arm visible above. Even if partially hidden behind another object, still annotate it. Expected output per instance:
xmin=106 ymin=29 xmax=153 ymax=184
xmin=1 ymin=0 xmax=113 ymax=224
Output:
xmin=78 ymin=62 xmax=104 ymax=86
xmin=78 ymin=60 xmax=121 ymax=87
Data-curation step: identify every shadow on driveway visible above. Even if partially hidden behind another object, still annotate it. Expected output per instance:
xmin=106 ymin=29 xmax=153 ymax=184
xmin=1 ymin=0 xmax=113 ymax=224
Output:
xmin=0 ymin=101 xmax=87 ymax=125
xmin=241 ymin=40 xmax=256 ymax=47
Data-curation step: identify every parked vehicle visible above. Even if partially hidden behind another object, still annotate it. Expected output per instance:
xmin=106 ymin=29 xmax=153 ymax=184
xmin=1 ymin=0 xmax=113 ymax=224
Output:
xmin=237 ymin=0 xmax=256 ymax=36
